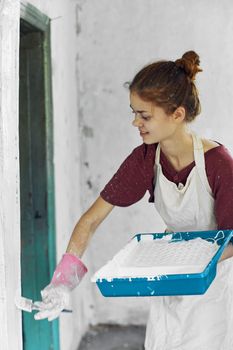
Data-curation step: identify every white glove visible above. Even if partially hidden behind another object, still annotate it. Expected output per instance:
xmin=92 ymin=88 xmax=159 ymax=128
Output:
xmin=34 ymin=284 xmax=70 ymax=321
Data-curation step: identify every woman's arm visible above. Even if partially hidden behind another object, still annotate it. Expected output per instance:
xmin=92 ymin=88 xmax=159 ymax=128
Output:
xmin=205 ymin=145 xmax=233 ymax=261
xmin=66 ymin=196 xmax=115 ymax=258
xmin=34 ymin=196 xmax=114 ymax=321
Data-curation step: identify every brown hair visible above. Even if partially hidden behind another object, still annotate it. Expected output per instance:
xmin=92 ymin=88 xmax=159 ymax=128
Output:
xmin=128 ymin=51 xmax=202 ymax=122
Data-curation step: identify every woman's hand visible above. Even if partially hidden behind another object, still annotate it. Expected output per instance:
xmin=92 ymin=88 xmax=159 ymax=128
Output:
xmin=34 ymin=284 xmax=71 ymax=321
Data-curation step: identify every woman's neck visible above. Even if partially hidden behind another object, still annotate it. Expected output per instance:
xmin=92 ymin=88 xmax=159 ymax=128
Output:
xmin=160 ymin=129 xmax=194 ymax=171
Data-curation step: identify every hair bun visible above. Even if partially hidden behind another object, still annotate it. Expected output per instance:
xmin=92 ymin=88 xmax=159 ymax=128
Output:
xmin=175 ymin=51 xmax=202 ymax=81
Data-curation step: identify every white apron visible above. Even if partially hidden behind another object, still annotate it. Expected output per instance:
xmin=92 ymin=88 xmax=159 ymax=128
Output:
xmin=144 ymin=133 xmax=233 ymax=350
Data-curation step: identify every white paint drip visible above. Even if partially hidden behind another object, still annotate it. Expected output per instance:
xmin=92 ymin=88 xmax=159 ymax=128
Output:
xmin=92 ymin=236 xmax=219 ymax=281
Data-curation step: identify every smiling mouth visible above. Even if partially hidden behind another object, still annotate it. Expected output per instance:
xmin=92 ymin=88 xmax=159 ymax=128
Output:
xmin=140 ymin=131 xmax=149 ymax=135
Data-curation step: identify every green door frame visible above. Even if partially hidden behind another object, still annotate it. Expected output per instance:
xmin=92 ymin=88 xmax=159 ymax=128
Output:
xmin=20 ymin=2 xmax=59 ymax=349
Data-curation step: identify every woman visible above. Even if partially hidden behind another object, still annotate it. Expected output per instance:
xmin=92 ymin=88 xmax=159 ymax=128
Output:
xmin=35 ymin=51 xmax=233 ymax=349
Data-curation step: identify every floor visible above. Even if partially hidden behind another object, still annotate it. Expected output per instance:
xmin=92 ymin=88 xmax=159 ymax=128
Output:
xmin=78 ymin=324 xmax=146 ymax=350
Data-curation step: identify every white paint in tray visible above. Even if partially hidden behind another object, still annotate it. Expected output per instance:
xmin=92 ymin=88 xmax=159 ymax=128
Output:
xmin=92 ymin=235 xmax=220 ymax=281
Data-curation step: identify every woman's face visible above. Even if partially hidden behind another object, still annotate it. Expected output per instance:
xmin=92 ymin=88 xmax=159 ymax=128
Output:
xmin=130 ymin=92 xmax=179 ymax=144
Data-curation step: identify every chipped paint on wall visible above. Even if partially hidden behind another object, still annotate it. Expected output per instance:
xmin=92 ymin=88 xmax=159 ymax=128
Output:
xmin=82 ymin=125 xmax=94 ymax=138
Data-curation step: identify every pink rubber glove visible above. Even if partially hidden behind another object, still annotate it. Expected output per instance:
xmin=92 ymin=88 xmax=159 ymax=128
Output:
xmin=51 ymin=253 xmax=87 ymax=288
xmin=34 ymin=253 xmax=87 ymax=321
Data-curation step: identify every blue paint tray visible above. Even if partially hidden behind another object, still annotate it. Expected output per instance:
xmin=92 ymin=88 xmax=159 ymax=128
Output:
xmin=92 ymin=230 xmax=233 ymax=297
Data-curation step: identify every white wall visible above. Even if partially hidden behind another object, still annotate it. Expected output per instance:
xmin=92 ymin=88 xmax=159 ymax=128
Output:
xmin=0 ymin=1 xmax=22 ymax=349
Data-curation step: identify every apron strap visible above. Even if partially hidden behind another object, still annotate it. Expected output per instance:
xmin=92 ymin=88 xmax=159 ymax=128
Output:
xmin=155 ymin=143 xmax=161 ymax=166
xmin=154 ymin=144 xmax=161 ymax=187
xmin=192 ymin=132 xmax=212 ymax=194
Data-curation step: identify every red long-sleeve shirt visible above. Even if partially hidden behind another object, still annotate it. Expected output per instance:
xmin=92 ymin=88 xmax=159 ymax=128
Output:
xmin=100 ymin=142 xmax=233 ymax=232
